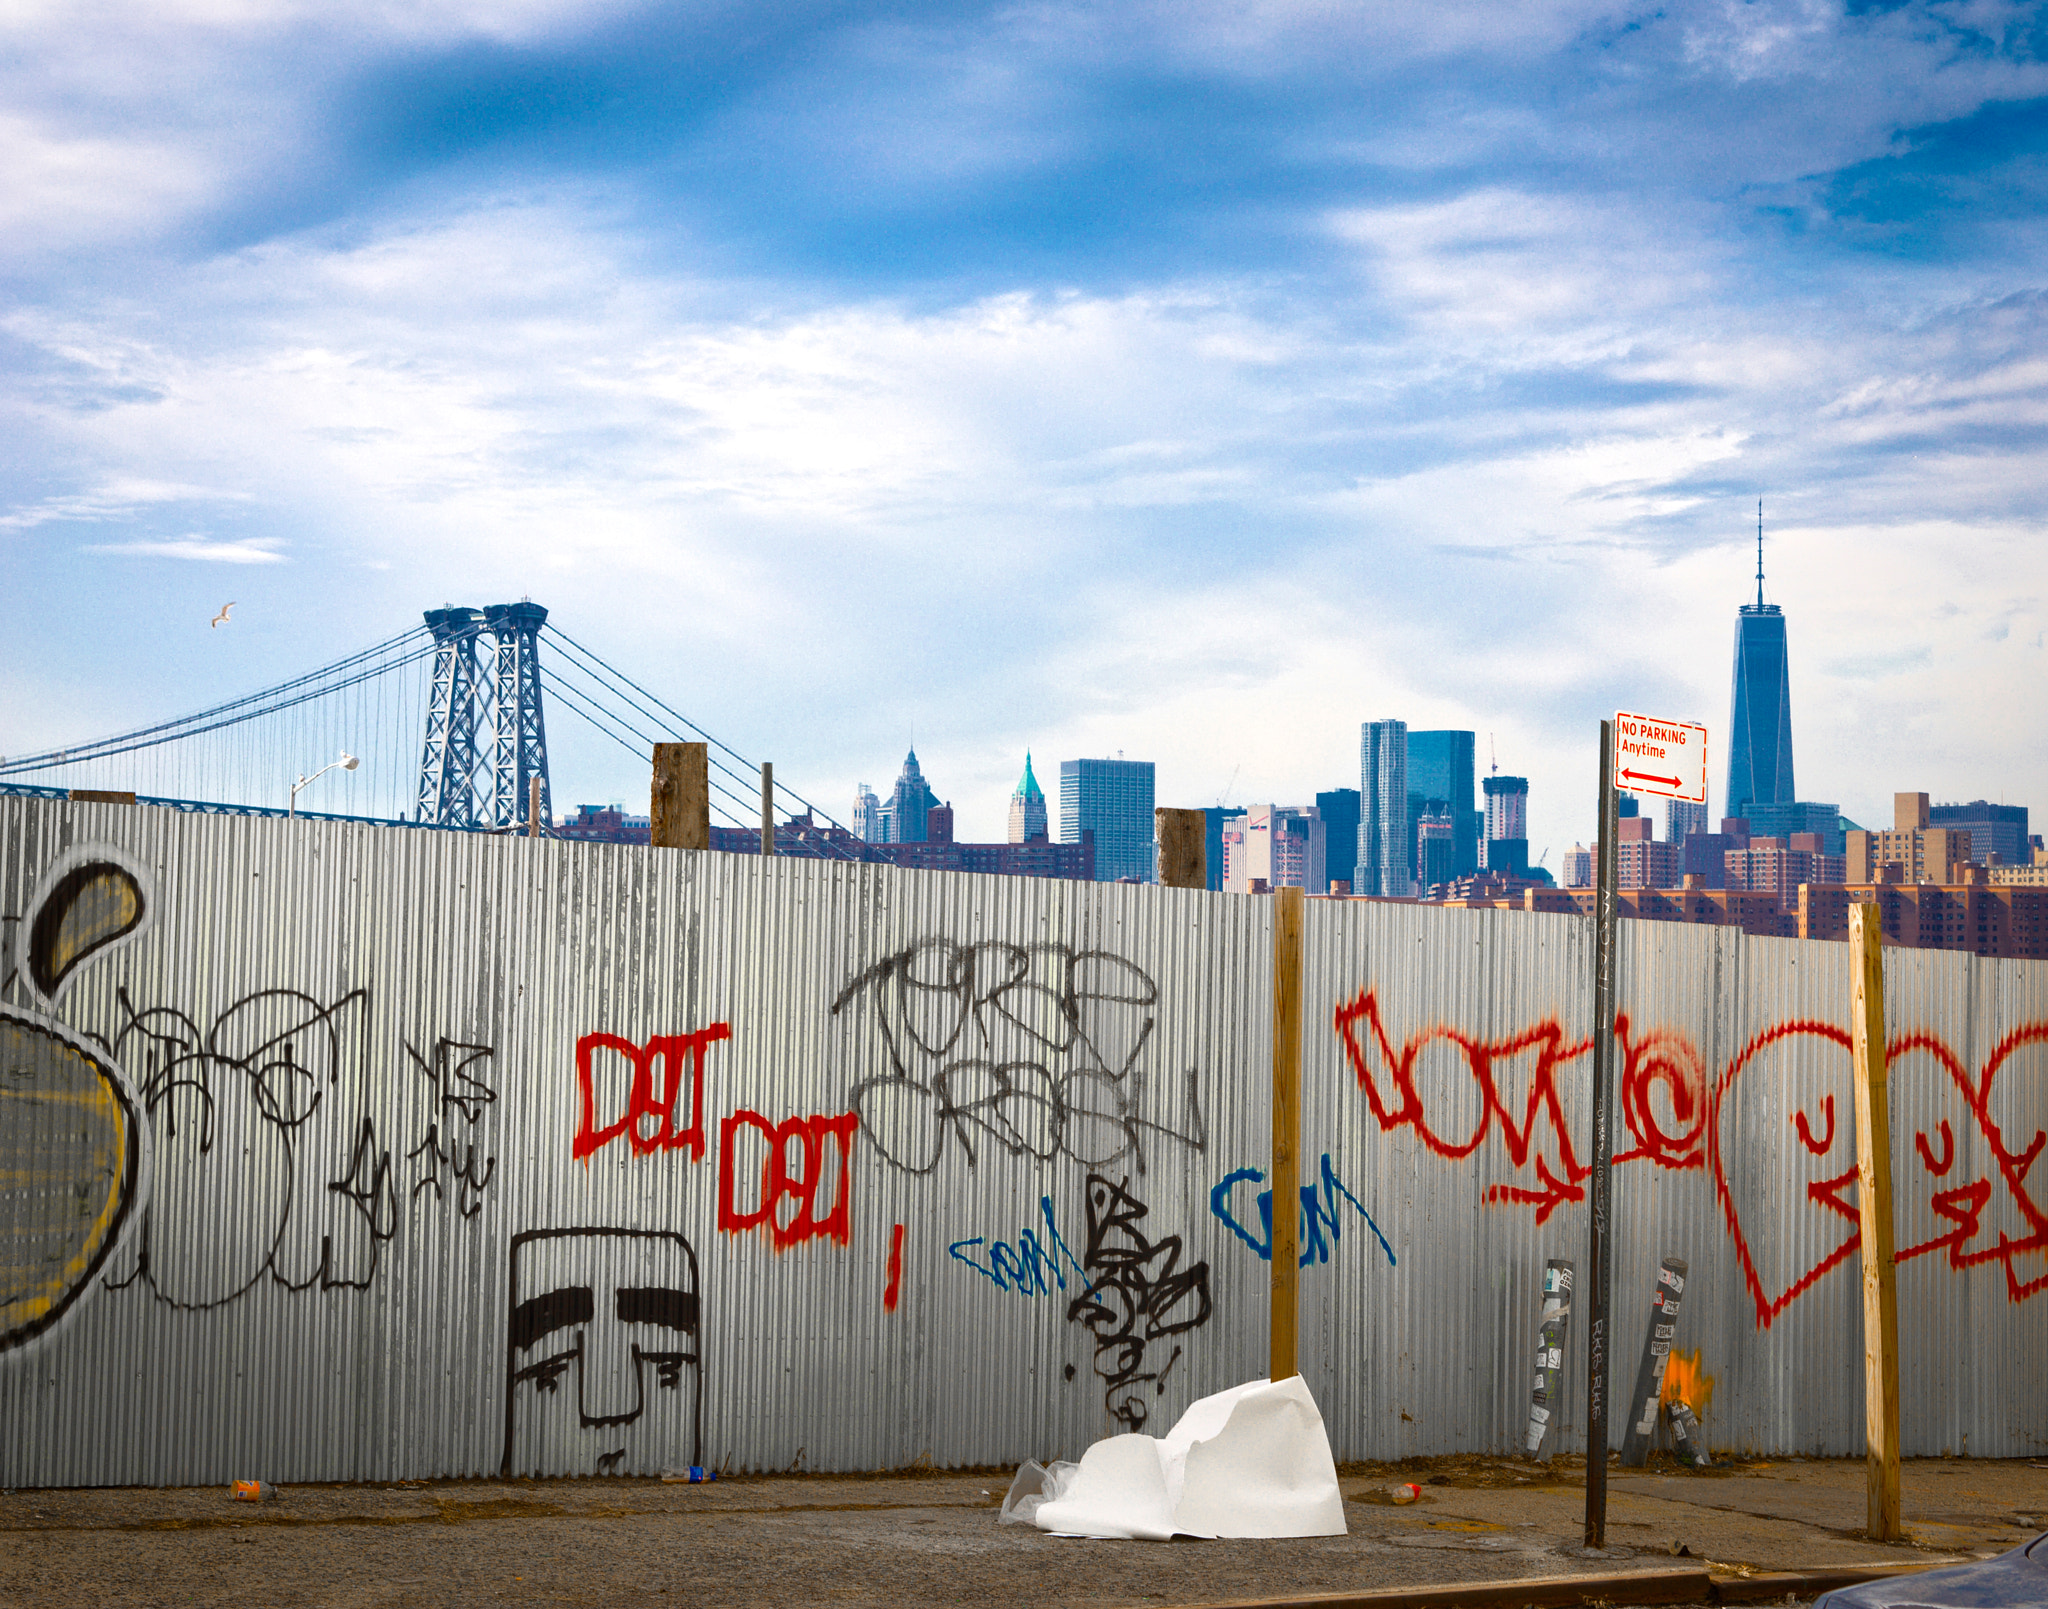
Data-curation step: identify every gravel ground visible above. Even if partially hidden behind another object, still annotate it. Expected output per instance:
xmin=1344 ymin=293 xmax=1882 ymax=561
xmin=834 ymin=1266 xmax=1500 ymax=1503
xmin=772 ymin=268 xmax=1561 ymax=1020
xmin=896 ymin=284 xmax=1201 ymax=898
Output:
xmin=0 ymin=1455 xmax=2035 ymax=1609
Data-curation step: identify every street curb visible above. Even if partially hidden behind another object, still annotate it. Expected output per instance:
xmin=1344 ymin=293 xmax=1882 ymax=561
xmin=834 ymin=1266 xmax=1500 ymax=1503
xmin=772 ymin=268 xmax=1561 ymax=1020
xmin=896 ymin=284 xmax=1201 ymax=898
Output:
xmin=1168 ymin=1558 xmax=1946 ymax=1609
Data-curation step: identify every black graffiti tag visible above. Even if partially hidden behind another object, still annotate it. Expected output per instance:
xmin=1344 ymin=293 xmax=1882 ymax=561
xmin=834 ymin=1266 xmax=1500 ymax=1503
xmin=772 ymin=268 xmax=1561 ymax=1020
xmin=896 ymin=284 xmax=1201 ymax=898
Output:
xmin=831 ymin=940 xmax=1205 ymax=1175
xmin=1067 ymin=1174 xmax=1212 ymax=1432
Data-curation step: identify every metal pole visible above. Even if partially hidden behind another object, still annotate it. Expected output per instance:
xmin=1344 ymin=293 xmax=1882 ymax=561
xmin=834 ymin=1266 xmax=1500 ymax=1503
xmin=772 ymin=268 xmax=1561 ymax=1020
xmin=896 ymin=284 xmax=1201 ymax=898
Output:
xmin=1584 ymin=718 xmax=1620 ymax=1548
xmin=761 ymin=761 xmax=775 ymax=857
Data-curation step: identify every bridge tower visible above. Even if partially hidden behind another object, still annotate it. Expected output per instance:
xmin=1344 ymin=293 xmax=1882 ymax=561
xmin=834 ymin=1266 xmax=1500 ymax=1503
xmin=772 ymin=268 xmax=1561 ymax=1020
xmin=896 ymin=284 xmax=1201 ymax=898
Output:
xmin=416 ymin=603 xmax=553 ymax=830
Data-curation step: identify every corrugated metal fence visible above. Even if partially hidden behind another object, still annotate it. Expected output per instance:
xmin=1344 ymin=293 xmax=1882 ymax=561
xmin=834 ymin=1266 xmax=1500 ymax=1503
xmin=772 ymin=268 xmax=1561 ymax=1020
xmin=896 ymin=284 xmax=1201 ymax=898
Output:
xmin=2 ymin=796 xmax=2042 ymax=1487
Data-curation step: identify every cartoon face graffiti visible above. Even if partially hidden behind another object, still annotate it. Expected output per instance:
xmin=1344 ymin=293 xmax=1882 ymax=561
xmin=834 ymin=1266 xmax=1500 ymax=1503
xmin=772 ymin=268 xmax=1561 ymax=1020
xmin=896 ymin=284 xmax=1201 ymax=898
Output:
xmin=501 ymin=1228 xmax=702 ymax=1477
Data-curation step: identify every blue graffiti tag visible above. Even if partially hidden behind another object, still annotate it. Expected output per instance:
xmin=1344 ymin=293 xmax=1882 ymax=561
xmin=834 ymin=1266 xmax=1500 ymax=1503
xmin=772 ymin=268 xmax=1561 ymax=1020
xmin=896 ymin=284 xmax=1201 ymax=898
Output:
xmin=948 ymin=1195 xmax=1087 ymax=1296
xmin=1210 ymin=1153 xmax=1396 ymax=1269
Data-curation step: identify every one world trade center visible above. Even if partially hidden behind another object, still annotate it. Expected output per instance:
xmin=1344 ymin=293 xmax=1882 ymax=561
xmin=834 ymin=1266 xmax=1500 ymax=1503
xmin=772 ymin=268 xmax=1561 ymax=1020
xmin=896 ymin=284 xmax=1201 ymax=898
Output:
xmin=1726 ymin=505 xmax=1794 ymax=819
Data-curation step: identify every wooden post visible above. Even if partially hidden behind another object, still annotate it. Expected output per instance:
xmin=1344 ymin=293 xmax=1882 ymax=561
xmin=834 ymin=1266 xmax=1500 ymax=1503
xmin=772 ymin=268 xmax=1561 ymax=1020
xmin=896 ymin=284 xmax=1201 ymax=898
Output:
xmin=761 ymin=762 xmax=776 ymax=857
xmin=1270 ymin=883 xmax=1304 ymax=1382
xmin=652 ymin=742 xmax=709 ymax=850
xmin=1157 ymin=808 xmax=1206 ymax=889
xmin=1850 ymin=903 xmax=1901 ymax=1541
xmin=528 ymin=775 xmax=542 ymax=838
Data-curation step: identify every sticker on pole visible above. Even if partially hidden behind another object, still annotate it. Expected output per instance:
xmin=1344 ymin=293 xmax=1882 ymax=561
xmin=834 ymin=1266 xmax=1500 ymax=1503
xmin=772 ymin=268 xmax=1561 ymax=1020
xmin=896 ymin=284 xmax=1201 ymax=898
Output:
xmin=1612 ymin=712 xmax=1708 ymax=803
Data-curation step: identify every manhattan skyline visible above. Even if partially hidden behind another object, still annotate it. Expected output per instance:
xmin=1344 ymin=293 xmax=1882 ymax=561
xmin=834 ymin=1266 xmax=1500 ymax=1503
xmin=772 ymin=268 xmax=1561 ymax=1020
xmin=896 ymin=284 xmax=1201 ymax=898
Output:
xmin=2 ymin=3 xmax=2044 ymax=859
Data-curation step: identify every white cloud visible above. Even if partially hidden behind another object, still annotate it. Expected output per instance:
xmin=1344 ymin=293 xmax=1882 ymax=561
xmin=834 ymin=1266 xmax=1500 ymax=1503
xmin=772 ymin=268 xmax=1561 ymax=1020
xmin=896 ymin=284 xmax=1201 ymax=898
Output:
xmin=84 ymin=536 xmax=286 ymax=563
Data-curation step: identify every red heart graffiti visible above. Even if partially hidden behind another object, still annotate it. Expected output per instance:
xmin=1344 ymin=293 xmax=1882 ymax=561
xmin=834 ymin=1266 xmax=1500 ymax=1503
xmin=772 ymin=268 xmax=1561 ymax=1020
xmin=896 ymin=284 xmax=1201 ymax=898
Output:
xmin=1707 ymin=1019 xmax=1859 ymax=1329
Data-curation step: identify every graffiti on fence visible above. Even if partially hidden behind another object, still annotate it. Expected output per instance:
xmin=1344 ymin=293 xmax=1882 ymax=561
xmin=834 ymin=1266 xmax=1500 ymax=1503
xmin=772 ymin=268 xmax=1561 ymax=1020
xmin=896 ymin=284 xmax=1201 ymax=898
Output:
xmin=832 ymin=940 xmax=1205 ymax=1176
xmin=574 ymin=1024 xmax=729 ymax=1162
xmin=718 ymin=1108 xmax=860 ymax=1249
xmin=948 ymin=1193 xmax=1084 ymax=1297
xmin=407 ymin=1036 xmax=498 ymax=1218
xmin=99 ymin=983 xmax=400 ymax=1309
xmin=1209 ymin=1152 xmax=1396 ymax=1269
xmin=0 ymin=853 xmax=155 ymax=1353
xmin=1338 ymin=986 xmax=2048 ymax=1326
xmin=501 ymin=1227 xmax=703 ymax=1477
xmin=1066 ymin=1174 xmax=1211 ymax=1431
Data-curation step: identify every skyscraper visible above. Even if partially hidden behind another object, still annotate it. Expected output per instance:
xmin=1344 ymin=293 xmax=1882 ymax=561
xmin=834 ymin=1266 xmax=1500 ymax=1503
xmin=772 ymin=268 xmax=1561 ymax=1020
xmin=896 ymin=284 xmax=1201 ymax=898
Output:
xmin=1316 ymin=788 xmax=1360 ymax=891
xmin=1482 ymin=774 xmax=1529 ymax=875
xmin=1060 ymin=757 xmax=1156 ymax=882
xmin=1359 ymin=720 xmax=1410 ymax=897
xmin=852 ymin=783 xmax=883 ymax=843
xmin=888 ymin=750 xmax=939 ymax=844
xmin=1727 ymin=507 xmax=1795 ymax=819
xmin=1667 ymin=799 xmax=1709 ymax=844
xmin=1407 ymin=731 xmax=1478 ymax=879
xmin=1008 ymin=754 xmax=1049 ymax=842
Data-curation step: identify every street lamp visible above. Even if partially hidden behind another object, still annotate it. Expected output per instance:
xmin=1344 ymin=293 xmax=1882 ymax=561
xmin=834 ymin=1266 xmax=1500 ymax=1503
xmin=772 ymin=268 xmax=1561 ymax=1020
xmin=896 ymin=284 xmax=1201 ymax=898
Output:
xmin=289 ymin=752 xmax=359 ymax=817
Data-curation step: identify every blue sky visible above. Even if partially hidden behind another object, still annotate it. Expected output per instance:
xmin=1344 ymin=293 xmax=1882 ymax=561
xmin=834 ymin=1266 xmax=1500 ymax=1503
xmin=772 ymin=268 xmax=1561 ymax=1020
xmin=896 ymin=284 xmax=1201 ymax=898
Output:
xmin=3 ymin=0 xmax=2046 ymax=860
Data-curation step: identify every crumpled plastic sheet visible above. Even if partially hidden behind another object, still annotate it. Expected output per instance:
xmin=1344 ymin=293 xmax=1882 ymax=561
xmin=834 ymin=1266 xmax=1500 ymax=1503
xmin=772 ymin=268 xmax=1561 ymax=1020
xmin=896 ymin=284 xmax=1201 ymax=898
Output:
xmin=999 ymin=1375 xmax=1347 ymax=1541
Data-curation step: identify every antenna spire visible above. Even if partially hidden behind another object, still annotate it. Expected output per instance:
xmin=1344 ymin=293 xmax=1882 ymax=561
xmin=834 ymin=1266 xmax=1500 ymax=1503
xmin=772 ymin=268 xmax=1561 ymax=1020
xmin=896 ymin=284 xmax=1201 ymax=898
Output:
xmin=1755 ymin=498 xmax=1765 ymax=607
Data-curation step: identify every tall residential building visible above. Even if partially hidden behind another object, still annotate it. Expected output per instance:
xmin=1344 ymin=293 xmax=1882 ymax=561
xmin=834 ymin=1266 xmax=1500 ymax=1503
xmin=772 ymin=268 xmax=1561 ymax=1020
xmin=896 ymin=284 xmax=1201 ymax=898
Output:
xmin=1222 ymin=805 xmax=1326 ymax=894
xmin=1562 ymin=844 xmax=1593 ymax=888
xmin=1008 ymin=754 xmax=1049 ymax=842
xmin=1407 ymin=730 xmax=1479 ymax=878
xmin=1929 ymin=800 xmax=2029 ymax=866
xmin=1316 ymin=788 xmax=1360 ymax=892
xmin=1616 ymin=816 xmax=1681 ymax=890
xmin=1060 ymin=757 xmax=1156 ymax=882
xmin=1727 ymin=835 xmax=1844 ymax=911
xmin=888 ymin=750 xmax=939 ymax=844
xmin=1483 ymin=775 xmax=1528 ymax=842
xmin=1667 ymin=799 xmax=1709 ymax=843
xmin=1359 ymin=720 xmax=1410 ymax=897
xmin=1727 ymin=512 xmax=1796 ymax=819
xmin=1482 ymin=773 xmax=1529 ymax=875
xmin=1846 ymin=792 xmax=1975 ymax=884
xmin=852 ymin=783 xmax=883 ymax=843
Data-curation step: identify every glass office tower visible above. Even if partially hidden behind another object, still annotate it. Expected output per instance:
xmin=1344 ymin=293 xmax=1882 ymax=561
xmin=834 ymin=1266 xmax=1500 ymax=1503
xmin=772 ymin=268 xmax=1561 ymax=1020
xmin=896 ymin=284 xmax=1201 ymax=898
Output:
xmin=1407 ymin=730 xmax=1478 ymax=879
xmin=1358 ymin=720 xmax=1410 ymax=897
xmin=1059 ymin=757 xmax=1156 ymax=881
xmin=1727 ymin=600 xmax=1795 ymax=819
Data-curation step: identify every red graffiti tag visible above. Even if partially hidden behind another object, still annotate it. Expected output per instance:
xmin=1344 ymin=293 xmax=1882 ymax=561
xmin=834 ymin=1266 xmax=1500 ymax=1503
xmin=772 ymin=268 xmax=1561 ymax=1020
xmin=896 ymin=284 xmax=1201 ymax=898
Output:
xmin=1334 ymin=989 xmax=1599 ymax=1225
xmin=574 ymin=1024 xmax=731 ymax=1162
xmin=718 ymin=1108 xmax=860 ymax=1250
xmin=884 ymin=1222 xmax=906 ymax=1313
xmin=1339 ymin=988 xmax=2048 ymax=1328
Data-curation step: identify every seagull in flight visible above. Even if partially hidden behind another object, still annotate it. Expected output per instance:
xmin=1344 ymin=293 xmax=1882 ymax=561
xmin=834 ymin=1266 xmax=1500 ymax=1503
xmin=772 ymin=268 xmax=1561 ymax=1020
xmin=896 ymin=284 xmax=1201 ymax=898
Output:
xmin=211 ymin=602 xmax=235 ymax=628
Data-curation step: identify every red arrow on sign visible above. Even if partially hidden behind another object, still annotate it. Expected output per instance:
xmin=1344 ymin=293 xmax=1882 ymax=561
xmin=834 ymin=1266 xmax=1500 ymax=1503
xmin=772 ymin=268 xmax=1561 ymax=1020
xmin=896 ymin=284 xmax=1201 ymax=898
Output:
xmin=1619 ymin=768 xmax=1681 ymax=788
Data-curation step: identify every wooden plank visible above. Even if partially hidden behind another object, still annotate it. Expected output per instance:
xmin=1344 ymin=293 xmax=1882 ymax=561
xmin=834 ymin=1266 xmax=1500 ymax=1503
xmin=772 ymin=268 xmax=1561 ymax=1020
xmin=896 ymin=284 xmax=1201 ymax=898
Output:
xmin=1174 ymin=1564 xmax=1713 ymax=1609
xmin=1156 ymin=807 xmax=1206 ymax=889
xmin=1849 ymin=902 xmax=1901 ymax=1541
xmin=651 ymin=742 xmax=709 ymax=851
xmin=761 ymin=761 xmax=775 ymax=856
xmin=1270 ymin=883 xmax=1304 ymax=1382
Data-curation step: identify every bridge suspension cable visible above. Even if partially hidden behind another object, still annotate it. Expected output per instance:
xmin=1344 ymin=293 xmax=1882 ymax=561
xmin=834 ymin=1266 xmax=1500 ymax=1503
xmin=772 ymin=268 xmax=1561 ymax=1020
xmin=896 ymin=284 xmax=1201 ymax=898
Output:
xmin=542 ymin=624 xmax=862 ymax=856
